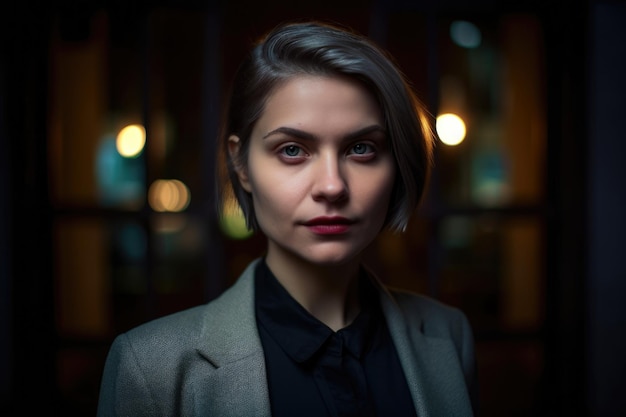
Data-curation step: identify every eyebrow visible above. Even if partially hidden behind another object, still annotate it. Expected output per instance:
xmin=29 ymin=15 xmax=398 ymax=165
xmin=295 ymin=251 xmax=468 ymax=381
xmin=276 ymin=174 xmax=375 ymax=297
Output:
xmin=262 ymin=125 xmax=387 ymax=141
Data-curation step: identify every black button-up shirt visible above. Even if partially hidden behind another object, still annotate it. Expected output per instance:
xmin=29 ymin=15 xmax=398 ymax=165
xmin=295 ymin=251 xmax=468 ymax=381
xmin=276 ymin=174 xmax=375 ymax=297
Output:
xmin=255 ymin=260 xmax=418 ymax=417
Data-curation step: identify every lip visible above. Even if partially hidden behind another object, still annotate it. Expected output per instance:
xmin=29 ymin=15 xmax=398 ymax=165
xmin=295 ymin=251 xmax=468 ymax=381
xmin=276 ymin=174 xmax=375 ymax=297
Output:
xmin=302 ymin=216 xmax=355 ymax=235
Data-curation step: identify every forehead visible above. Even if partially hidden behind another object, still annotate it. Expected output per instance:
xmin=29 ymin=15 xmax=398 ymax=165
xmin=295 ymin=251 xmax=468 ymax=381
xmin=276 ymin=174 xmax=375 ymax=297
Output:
xmin=254 ymin=75 xmax=383 ymax=136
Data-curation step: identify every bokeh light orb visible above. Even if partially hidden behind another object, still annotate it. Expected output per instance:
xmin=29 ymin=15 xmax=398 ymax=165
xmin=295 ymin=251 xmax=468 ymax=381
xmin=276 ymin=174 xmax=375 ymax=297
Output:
xmin=450 ymin=20 xmax=482 ymax=49
xmin=116 ymin=124 xmax=146 ymax=158
xmin=148 ymin=179 xmax=191 ymax=212
xmin=436 ymin=113 xmax=467 ymax=146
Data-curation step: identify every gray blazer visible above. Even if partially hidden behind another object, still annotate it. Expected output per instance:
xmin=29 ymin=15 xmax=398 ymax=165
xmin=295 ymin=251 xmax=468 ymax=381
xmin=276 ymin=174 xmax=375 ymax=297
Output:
xmin=97 ymin=260 xmax=478 ymax=416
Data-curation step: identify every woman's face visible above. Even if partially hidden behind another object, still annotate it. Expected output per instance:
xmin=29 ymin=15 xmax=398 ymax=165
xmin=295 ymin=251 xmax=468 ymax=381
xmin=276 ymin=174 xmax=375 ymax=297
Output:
xmin=231 ymin=75 xmax=395 ymax=268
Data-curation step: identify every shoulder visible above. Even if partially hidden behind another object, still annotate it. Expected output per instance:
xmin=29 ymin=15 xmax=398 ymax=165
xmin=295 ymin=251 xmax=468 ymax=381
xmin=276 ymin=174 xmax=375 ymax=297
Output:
xmin=98 ymin=260 xmax=261 ymax=416
xmin=120 ymin=260 xmax=259 ymax=355
xmin=121 ymin=303 xmax=209 ymax=355
xmin=103 ymin=303 xmax=217 ymax=395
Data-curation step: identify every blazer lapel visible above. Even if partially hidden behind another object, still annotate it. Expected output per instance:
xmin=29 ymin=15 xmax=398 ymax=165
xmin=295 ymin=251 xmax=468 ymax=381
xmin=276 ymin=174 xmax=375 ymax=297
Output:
xmin=379 ymin=288 xmax=474 ymax=417
xmin=192 ymin=260 xmax=272 ymax=417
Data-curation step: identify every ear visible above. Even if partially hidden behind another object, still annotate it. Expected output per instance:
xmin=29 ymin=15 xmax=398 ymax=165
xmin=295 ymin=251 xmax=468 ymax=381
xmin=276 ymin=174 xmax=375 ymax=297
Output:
xmin=228 ymin=135 xmax=252 ymax=193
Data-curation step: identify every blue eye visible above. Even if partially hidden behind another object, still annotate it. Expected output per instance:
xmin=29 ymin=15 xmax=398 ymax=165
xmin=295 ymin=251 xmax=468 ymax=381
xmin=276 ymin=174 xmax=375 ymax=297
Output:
xmin=351 ymin=143 xmax=372 ymax=155
xmin=282 ymin=145 xmax=301 ymax=157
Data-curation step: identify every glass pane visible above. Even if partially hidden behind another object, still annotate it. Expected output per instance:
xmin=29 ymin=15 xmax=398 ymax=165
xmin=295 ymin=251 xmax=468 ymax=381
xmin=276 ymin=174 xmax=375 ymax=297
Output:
xmin=437 ymin=215 xmax=544 ymax=334
xmin=57 ymin=345 xmax=108 ymax=415
xmin=433 ymin=14 xmax=546 ymax=207
xmin=364 ymin=217 xmax=432 ymax=296
xmin=145 ymin=9 xmax=208 ymax=200
xmin=386 ymin=11 xmax=430 ymax=102
xmin=48 ymin=12 xmax=146 ymax=208
xmin=149 ymin=213 xmax=208 ymax=318
xmin=54 ymin=218 xmax=111 ymax=338
xmin=108 ymin=219 xmax=149 ymax=332
xmin=476 ymin=339 xmax=544 ymax=416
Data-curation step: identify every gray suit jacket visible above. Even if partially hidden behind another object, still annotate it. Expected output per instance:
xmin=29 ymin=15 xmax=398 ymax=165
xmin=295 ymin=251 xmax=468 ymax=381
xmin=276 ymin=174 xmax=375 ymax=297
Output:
xmin=97 ymin=260 xmax=478 ymax=416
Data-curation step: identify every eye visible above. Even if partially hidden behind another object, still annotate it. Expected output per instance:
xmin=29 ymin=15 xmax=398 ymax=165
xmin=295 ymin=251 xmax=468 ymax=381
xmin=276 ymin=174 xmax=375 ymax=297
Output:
xmin=276 ymin=144 xmax=308 ymax=163
xmin=351 ymin=143 xmax=371 ymax=155
xmin=281 ymin=144 xmax=303 ymax=157
xmin=348 ymin=142 xmax=376 ymax=158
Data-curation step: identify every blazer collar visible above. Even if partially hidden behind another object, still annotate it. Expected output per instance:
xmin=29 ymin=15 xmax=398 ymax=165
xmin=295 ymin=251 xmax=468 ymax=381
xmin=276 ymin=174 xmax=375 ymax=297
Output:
xmin=196 ymin=259 xmax=263 ymax=366
xmin=190 ymin=259 xmax=272 ymax=417
xmin=374 ymin=277 xmax=474 ymax=417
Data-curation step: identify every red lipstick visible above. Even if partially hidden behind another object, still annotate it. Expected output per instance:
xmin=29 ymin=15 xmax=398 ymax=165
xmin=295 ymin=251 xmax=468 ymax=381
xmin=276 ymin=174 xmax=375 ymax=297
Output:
xmin=303 ymin=216 xmax=354 ymax=235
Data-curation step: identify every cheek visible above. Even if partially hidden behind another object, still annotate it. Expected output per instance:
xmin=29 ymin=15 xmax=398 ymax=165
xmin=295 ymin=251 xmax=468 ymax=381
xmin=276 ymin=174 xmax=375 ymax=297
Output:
xmin=247 ymin=164 xmax=303 ymax=222
xmin=357 ymin=164 xmax=396 ymax=211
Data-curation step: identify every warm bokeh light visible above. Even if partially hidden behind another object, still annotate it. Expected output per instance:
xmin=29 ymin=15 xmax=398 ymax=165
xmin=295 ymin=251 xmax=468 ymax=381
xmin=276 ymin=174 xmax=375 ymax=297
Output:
xmin=219 ymin=196 xmax=253 ymax=240
xmin=450 ymin=20 xmax=482 ymax=49
xmin=436 ymin=113 xmax=467 ymax=146
xmin=148 ymin=179 xmax=191 ymax=212
xmin=116 ymin=124 xmax=146 ymax=158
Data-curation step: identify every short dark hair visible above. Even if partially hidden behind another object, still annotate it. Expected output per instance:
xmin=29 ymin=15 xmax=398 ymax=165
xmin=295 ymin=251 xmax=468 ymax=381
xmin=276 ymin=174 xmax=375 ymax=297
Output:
xmin=218 ymin=21 xmax=434 ymax=232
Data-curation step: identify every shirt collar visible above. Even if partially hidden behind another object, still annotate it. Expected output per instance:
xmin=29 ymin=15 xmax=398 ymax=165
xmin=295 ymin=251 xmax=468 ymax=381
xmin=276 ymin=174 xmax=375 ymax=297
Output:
xmin=254 ymin=259 xmax=381 ymax=363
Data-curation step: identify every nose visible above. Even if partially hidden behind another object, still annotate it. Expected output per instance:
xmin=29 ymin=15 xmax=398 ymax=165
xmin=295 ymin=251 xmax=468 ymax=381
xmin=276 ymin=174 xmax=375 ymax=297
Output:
xmin=311 ymin=154 xmax=348 ymax=203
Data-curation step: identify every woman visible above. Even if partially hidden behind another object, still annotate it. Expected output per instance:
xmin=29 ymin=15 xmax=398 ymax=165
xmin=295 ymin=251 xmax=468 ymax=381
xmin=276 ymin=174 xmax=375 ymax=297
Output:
xmin=97 ymin=21 xmax=478 ymax=417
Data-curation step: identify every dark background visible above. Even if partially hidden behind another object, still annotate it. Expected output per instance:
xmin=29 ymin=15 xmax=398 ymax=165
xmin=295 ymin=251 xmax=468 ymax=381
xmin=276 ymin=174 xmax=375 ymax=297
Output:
xmin=1 ymin=0 xmax=625 ymax=416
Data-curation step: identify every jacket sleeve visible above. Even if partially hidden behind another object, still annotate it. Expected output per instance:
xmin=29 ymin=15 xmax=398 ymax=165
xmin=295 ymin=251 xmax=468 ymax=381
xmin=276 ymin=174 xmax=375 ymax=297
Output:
xmin=97 ymin=333 xmax=159 ymax=417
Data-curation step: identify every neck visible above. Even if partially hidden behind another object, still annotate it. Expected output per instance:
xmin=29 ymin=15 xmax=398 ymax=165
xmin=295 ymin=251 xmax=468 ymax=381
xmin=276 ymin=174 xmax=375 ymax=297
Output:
xmin=265 ymin=247 xmax=361 ymax=332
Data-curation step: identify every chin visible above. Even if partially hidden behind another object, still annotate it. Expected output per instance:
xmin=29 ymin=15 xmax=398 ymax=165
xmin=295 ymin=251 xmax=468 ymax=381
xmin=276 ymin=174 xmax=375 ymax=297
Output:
xmin=299 ymin=248 xmax=363 ymax=268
